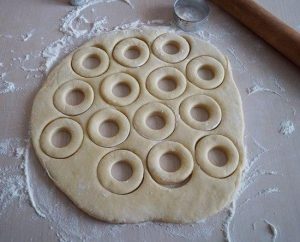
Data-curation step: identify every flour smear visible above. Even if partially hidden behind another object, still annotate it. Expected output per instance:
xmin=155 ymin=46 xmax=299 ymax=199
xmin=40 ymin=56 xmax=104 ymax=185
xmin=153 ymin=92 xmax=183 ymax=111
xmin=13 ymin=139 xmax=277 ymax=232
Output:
xmin=279 ymin=120 xmax=295 ymax=135
xmin=265 ymin=220 xmax=278 ymax=242
xmin=0 ymin=138 xmax=27 ymax=216
xmin=0 ymin=1 xmax=292 ymax=241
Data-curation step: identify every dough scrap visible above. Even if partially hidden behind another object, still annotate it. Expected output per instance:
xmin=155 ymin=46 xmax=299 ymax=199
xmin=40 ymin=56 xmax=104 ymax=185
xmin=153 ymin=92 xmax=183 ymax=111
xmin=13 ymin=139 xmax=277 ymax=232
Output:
xmin=31 ymin=27 xmax=245 ymax=223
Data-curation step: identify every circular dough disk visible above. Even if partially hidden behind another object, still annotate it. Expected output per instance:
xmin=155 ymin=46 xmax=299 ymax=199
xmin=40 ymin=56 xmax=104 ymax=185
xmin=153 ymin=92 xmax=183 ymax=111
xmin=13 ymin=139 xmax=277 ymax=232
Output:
xmin=87 ymin=108 xmax=130 ymax=147
xmin=31 ymin=27 xmax=245 ymax=223
xmin=147 ymin=141 xmax=194 ymax=185
xmin=113 ymin=38 xmax=150 ymax=67
xmin=97 ymin=150 xmax=144 ymax=195
xmin=152 ymin=33 xmax=190 ymax=63
xmin=195 ymin=135 xmax=239 ymax=178
xmin=72 ymin=47 xmax=109 ymax=78
xmin=40 ymin=118 xmax=83 ymax=159
xmin=146 ymin=67 xmax=186 ymax=100
xmin=187 ymin=56 xmax=225 ymax=89
xmin=100 ymin=72 xmax=140 ymax=106
xmin=53 ymin=79 xmax=94 ymax=116
xmin=180 ymin=94 xmax=222 ymax=130
xmin=133 ymin=102 xmax=175 ymax=141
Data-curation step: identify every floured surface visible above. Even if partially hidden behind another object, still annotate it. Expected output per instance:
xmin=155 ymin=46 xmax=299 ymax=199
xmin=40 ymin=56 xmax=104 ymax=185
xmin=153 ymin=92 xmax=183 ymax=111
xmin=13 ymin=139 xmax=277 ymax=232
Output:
xmin=31 ymin=27 xmax=244 ymax=223
xmin=0 ymin=0 xmax=299 ymax=241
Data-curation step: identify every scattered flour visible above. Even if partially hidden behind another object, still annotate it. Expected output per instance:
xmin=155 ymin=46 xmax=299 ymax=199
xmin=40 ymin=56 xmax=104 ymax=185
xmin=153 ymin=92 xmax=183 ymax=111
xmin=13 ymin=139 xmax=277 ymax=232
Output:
xmin=238 ymin=188 xmax=280 ymax=211
xmin=24 ymin=141 xmax=46 ymax=218
xmin=222 ymin=201 xmax=236 ymax=242
xmin=87 ymin=16 xmax=109 ymax=37
xmin=273 ymin=79 xmax=285 ymax=93
xmin=0 ymin=69 xmax=16 ymax=94
xmin=0 ymin=138 xmax=28 ymax=216
xmin=21 ymin=66 xmax=40 ymax=72
xmin=41 ymin=2 xmax=170 ymax=73
xmin=227 ymin=47 xmax=247 ymax=72
xmin=222 ymin=135 xmax=280 ymax=242
xmin=18 ymin=54 xmax=31 ymax=63
xmin=110 ymin=19 xmax=173 ymax=33
xmin=21 ymin=29 xmax=35 ymax=42
xmin=279 ymin=120 xmax=295 ymax=135
xmin=264 ymin=220 xmax=278 ymax=242
xmin=0 ymin=72 xmax=7 ymax=79
xmin=0 ymin=169 xmax=27 ymax=216
xmin=42 ymin=36 xmax=74 ymax=73
xmin=246 ymin=83 xmax=281 ymax=96
xmin=41 ymin=0 xmax=118 ymax=72
xmin=147 ymin=19 xmax=168 ymax=25
xmin=0 ymin=80 xmax=16 ymax=94
xmin=0 ymin=138 xmax=26 ymax=159
xmin=123 ymin=0 xmax=134 ymax=8
xmin=0 ymin=34 xmax=13 ymax=39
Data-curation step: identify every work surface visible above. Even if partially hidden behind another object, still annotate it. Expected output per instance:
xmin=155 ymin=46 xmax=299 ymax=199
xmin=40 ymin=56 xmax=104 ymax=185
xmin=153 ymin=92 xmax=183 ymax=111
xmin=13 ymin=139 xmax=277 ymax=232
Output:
xmin=0 ymin=0 xmax=299 ymax=241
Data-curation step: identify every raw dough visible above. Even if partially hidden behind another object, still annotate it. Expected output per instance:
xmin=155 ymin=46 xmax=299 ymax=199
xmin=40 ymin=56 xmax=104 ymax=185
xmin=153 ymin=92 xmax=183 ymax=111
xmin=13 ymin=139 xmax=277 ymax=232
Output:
xmin=31 ymin=27 xmax=245 ymax=223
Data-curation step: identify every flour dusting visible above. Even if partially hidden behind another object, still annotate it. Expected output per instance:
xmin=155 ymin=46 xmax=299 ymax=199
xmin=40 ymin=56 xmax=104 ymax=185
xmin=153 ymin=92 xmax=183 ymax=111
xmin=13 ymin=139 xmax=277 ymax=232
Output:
xmin=41 ymin=8 xmax=171 ymax=73
xmin=21 ymin=29 xmax=35 ymax=42
xmin=0 ymin=72 xmax=7 ymax=79
xmin=0 ymin=81 xmax=16 ymax=94
xmin=279 ymin=120 xmax=295 ymax=135
xmin=41 ymin=0 xmax=118 ymax=73
xmin=247 ymin=83 xmax=281 ymax=96
xmin=264 ymin=220 xmax=278 ymax=242
xmin=0 ymin=71 xmax=14 ymax=94
xmin=0 ymin=169 xmax=27 ymax=216
xmin=0 ymin=34 xmax=13 ymax=39
xmin=222 ymin=201 xmax=236 ymax=242
xmin=0 ymin=137 xmax=26 ymax=160
xmin=222 ymin=135 xmax=280 ymax=242
xmin=273 ymin=79 xmax=285 ymax=93
xmin=227 ymin=47 xmax=247 ymax=72
xmin=0 ymin=138 xmax=28 ymax=216
xmin=123 ymin=0 xmax=134 ymax=8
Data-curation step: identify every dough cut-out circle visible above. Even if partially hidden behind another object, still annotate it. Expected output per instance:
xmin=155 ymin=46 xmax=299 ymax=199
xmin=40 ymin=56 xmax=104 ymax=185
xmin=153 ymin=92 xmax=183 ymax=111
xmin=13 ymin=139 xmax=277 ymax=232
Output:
xmin=31 ymin=27 xmax=245 ymax=223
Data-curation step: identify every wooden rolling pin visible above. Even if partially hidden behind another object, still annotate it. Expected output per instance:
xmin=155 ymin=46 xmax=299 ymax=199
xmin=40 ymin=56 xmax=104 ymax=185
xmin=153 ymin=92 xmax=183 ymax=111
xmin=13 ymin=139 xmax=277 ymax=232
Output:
xmin=211 ymin=0 xmax=300 ymax=67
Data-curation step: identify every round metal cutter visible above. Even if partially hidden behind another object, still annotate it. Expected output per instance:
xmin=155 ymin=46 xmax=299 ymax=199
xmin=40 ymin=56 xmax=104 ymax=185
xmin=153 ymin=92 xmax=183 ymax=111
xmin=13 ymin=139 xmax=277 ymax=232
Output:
xmin=174 ymin=0 xmax=210 ymax=31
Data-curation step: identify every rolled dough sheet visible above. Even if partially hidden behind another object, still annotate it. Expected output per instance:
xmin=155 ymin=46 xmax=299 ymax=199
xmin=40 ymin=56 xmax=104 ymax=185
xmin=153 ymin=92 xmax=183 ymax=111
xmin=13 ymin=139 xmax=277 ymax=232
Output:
xmin=31 ymin=27 xmax=245 ymax=223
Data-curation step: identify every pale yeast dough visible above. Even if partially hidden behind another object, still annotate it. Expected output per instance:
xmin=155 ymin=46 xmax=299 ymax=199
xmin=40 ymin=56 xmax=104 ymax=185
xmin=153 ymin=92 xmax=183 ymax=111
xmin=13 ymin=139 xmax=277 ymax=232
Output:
xmin=31 ymin=27 xmax=245 ymax=223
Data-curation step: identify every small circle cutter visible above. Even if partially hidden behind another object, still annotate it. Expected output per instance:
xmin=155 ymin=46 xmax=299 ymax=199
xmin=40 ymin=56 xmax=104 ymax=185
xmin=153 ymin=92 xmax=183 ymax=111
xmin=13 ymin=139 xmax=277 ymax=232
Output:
xmin=174 ymin=0 xmax=210 ymax=31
